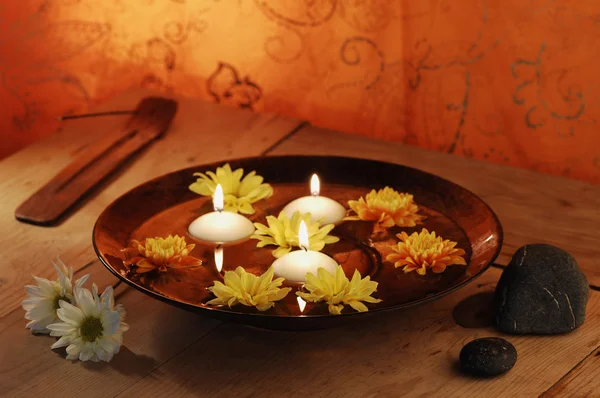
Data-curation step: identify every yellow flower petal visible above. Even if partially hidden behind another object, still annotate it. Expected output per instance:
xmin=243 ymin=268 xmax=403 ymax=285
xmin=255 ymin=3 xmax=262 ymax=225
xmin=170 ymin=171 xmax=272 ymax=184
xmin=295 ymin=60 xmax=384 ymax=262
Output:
xmin=297 ymin=265 xmax=381 ymax=315
xmin=254 ymin=223 xmax=271 ymax=234
xmin=224 ymin=268 xmax=245 ymax=292
xmin=308 ymin=240 xmax=326 ymax=252
xmin=239 ymin=171 xmax=263 ymax=196
xmin=272 ymin=246 xmax=292 ymax=259
xmin=347 ymin=300 xmax=369 ymax=313
xmin=236 ymin=199 xmax=256 ymax=215
xmin=189 ymin=164 xmax=272 ymax=214
xmin=251 ymin=211 xmax=339 ymax=258
xmin=271 ymin=287 xmax=292 ymax=301
xmin=328 ymin=304 xmax=343 ymax=315
xmin=207 ymin=267 xmax=290 ymax=311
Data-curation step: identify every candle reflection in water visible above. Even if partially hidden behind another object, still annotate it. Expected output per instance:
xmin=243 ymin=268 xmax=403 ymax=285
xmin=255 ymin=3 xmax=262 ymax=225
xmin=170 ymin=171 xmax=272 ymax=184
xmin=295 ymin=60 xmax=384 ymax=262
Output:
xmin=214 ymin=244 xmax=223 ymax=273
xmin=297 ymin=296 xmax=307 ymax=313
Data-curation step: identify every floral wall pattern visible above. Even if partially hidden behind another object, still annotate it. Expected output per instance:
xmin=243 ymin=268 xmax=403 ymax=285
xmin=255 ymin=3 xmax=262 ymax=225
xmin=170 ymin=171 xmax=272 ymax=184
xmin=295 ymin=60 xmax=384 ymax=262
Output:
xmin=1 ymin=0 xmax=599 ymax=183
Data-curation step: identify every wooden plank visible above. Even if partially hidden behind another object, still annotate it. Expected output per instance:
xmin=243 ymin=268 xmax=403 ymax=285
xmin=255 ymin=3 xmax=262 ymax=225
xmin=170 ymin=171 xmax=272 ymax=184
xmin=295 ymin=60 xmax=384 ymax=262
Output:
xmin=111 ymin=267 xmax=600 ymax=397
xmin=0 ymin=89 xmax=303 ymax=397
xmin=0 ymin=88 xmax=303 ymax=318
xmin=542 ymin=346 xmax=600 ymax=397
xmin=0 ymin=260 xmax=221 ymax=397
xmin=15 ymin=98 xmax=177 ymax=226
xmin=3 ymin=94 xmax=598 ymax=397
xmin=269 ymin=127 xmax=600 ymax=286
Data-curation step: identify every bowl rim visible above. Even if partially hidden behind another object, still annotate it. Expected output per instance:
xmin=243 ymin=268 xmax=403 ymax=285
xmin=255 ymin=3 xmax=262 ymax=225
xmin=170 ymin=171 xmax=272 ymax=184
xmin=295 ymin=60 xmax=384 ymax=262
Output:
xmin=92 ymin=154 xmax=504 ymax=322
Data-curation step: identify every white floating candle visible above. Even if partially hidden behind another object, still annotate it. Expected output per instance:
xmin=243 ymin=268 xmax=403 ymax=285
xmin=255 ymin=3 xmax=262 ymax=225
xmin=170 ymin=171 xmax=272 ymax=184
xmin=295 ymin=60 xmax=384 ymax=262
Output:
xmin=282 ymin=174 xmax=346 ymax=225
xmin=272 ymin=220 xmax=338 ymax=283
xmin=188 ymin=184 xmax=255 ymax=244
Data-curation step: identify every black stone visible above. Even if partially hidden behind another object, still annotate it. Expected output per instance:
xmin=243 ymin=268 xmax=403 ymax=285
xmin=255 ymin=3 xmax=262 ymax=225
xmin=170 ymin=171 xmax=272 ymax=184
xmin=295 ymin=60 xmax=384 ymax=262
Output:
xmin=494 ymin=244 xmax=589 ymax=334
xmin=459 ymin=337 xmax=517 ymax=377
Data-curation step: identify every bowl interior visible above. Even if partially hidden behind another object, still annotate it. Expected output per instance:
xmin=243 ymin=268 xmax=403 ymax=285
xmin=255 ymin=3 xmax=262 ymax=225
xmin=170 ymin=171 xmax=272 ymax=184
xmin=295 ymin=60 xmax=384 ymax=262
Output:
xmin=93 ymin=156 xmax=502 ymax=329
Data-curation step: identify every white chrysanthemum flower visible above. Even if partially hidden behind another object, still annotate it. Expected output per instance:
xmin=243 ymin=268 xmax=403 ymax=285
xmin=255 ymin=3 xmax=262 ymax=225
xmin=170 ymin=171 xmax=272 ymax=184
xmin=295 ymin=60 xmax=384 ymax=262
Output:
xmin=48 ymin=284 xmax=128 ymax=362
xmin=91 ymin=283 xmax=129 ymax=348
xmin=21 ymin=259 xmax=89 ymax=333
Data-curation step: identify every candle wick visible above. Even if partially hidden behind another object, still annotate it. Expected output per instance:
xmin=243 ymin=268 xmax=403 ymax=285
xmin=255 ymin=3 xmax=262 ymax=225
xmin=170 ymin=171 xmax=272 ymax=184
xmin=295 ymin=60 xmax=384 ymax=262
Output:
xmin=311 ymin=192 xmax=319 ymax=197
xmin=300 ymin=245 xmax=309 ymax=252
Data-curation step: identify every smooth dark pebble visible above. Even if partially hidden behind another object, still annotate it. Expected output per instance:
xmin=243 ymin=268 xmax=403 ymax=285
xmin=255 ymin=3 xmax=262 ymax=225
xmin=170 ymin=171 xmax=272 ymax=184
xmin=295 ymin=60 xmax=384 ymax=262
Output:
xmin=459 ymin=337 xmax=517 ymax=377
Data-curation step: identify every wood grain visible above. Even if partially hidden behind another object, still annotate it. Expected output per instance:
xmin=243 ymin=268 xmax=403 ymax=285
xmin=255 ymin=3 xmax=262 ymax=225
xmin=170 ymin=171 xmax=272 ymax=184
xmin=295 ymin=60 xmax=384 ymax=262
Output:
xmin=109 ymin=267 xmax=600 ymax=398
xmin=15 ymin=97 xmax=178 ymax=226
xmin=2 ymin=90 xmax=600 ymax=397
xmin=542 ymin=347 xmax=600 ymax=397
xmin=0 ymin=88 xmax=302 ymax=319
xmin=270 ymin=127 xmax=600 ymax=286
xmin=0 ymin=261 xmax=221 ymax=397
xmin=4 ymin=266 xmax=599 ymax=397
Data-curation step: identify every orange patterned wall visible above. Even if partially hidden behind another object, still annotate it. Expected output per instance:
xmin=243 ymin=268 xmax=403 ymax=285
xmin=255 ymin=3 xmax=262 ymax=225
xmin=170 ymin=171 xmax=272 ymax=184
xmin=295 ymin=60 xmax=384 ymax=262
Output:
xmin=1 ymin=0 xmax=599 ymax=183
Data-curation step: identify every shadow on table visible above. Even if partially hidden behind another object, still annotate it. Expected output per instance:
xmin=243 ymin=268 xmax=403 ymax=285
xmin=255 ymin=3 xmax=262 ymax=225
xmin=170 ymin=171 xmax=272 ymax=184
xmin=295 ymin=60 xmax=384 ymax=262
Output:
xmin=149 ymin=288 xmax=499 ymax=397
xmin=50 ymin=346 xmax=157 ymax=376
xmin=83 ymin=346 xmax=157 ymax=375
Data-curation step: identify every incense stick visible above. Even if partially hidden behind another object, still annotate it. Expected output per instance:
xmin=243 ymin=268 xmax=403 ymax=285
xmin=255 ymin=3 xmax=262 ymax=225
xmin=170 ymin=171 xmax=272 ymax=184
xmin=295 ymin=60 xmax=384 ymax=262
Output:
xmin=57 ymin=110 xmax=135 ymax=121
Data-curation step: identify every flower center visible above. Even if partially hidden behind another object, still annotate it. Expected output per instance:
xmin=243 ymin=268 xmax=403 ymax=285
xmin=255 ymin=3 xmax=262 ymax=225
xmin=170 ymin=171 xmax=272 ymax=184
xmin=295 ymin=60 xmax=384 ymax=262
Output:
xmin=80 ymin=317 xmax=104 ymax=342
xmin=53 ymin=295 xmax=69 ymax=311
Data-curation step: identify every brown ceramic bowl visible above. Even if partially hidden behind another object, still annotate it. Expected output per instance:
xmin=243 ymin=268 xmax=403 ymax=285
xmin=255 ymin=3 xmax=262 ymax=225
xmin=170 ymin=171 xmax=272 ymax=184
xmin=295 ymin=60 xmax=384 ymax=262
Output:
xmin=93 ymin=156 xmax=503 ymax=330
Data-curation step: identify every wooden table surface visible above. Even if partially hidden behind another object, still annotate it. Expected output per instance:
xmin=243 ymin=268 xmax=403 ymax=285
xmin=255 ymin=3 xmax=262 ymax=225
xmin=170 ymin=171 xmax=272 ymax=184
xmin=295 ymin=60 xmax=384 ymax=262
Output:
xmin=1 ymin=89 xmax=599 ymax=398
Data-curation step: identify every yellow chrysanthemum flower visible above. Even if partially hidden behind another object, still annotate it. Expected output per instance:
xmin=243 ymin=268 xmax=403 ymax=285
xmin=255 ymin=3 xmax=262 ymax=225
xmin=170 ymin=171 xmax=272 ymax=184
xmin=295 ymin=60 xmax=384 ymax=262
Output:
xmin=122 ymin=235 xmax=202 ymax=273
xmin=207 ymin=266 xmax=292 ymax=311
xmin=189 ymin=163 xmax=273 ymax=214
xmin=297 ymin=266 xmax=382 ymax=315
xmin=251 ymin=211 xmax=340 ymax=258
xmin=345 ymin=187 xmax=424 ymax=233
xmin=387 ymin=228 xmax=466 ymax=275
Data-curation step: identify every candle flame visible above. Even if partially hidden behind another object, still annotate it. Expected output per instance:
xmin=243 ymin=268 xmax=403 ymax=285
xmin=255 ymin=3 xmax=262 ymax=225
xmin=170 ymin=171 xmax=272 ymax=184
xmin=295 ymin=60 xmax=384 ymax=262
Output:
xmin=310 ymin=174 xmax=320 ymax=196
xmin=298 ymin=220 xmax=309 ymax=251
xmin=214 ymin=245 xmax=223 ymax=272
xmin=297 ymin=297 xmax=307 ymax=313
xmin=213 ymin=184 xmax=224 ymax=212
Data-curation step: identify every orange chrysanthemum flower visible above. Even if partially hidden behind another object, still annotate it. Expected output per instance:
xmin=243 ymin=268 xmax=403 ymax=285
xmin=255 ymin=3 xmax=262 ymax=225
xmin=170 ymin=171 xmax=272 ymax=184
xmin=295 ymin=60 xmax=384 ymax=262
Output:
xmin=387 ymin=229 xmax=466 ymax=275
xmin=345 ymin=187 xmax=424 ymax=233
xmin=122 ymin=235 xmax=202 ymax=274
